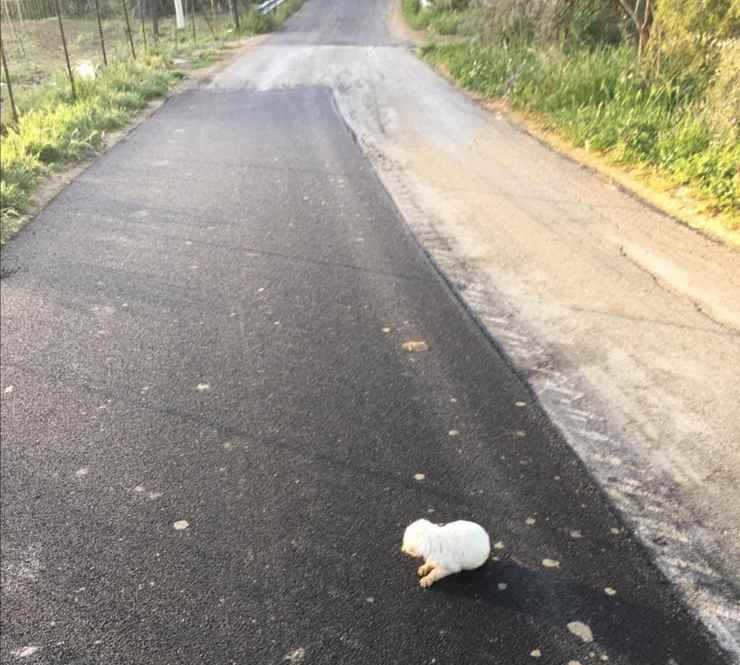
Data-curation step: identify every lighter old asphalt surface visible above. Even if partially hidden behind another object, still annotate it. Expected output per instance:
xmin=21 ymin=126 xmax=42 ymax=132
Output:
xmin=0 ymin=3 xmax=733 ymax=665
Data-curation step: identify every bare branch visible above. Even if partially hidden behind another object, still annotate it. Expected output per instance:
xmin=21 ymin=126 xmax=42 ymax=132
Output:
xmin=641 ymin=0 xmax=651 ymax=30
xmin=616 ymin=0 xmax=638 ymax=26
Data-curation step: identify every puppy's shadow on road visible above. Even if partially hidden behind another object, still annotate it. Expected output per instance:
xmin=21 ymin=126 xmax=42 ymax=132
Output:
xmin=434 ymin=558 xmax=716 ymax=664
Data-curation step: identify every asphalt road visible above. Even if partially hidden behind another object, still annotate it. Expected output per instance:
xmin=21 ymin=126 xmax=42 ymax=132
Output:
xmin=0 ymin=3 xmax=733 ymax=665
xmin=276 ymin=0 xmax=392 ymax=45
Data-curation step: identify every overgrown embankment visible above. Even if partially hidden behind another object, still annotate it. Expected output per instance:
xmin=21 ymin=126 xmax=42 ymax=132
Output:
xmin=0 ymin=0 xmax=304 ymax=245
xmin=403 ymin=0 xmax=739 ymax=231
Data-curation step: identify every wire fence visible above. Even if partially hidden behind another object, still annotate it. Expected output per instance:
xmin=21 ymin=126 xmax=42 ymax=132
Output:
xmin=0 ymin=0 xmax=256 ymax=125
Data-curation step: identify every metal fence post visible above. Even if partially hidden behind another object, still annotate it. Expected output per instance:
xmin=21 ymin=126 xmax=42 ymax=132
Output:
xmin=121 ymin=0 xmax=136 ymax=59
xmin=52 ymin=0 xmax=76 ymax=99
xmin=93 ymin=0 xmax=108 ymax=65
xmin=1 ymin=40 xmax=20 ymax=126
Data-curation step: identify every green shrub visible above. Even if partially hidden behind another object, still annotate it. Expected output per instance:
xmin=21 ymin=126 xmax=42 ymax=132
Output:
xmin=652 ymin=0 xmax=740 ymax=77
xmin=402 ymin=0 xmax=426 ymax=30
xmin=566 ymin=2 xmax=622 ymax=48
xmin=705 ymin=39 xmax=740 ymax=133
xmin=429 ymin=10 xmax=462 ymax=35
xmin=242 ymin=7 xmax=275 ymax=34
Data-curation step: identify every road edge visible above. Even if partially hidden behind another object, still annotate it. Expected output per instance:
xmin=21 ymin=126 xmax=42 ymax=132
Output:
xmin=387 ymin=0 xmax=738 ymax=249
xmin=0 ymin=35 xmax=268 ymax=255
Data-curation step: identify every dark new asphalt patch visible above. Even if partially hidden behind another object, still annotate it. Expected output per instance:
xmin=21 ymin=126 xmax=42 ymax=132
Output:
xmin=0 ymin=86 xmax=729 ymax=664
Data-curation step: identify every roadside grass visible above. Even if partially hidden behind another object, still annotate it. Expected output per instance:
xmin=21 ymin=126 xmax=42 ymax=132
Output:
xmin=0 ymin=14 xmax=237 ymax=131
xmin=422 ymin=41 xmax=739 ymax=221
xmin=401 ymin=0 xmax=460 ymax=35
xmin=1 ymin=59 xmax=182 ymax=243
xmin=0 ymin=1 xmax=305 ymax=245
xmin=404 ymin=2 xmax=738 ymax=229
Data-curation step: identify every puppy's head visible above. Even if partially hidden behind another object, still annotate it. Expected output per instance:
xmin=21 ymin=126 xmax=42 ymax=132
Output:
xmin=401 ymin=519 xmax=434 ymax=558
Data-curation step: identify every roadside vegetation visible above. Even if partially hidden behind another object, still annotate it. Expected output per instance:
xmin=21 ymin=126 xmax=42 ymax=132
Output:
xmin=1 ymin=59 xmax=181 ymax=244
xmin=0 ymin=0 xmax=304 ymax=245
xmin=403 ymin=0 xmax=739 ymax=230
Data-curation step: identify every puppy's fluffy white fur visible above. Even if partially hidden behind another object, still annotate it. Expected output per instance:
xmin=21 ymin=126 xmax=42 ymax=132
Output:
xmin=74 ymin=61 xmax=97 ymax=80
xmin=402 ymin=519 xmax=491 ymax=587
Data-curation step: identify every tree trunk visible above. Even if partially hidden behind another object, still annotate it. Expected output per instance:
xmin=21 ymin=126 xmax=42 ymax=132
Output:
xmin=230 ymin=0 xmax=239 ymax=30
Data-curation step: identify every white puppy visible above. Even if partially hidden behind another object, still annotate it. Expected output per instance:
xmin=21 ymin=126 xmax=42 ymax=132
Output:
xmin=74 ymin=61 xmax=97 ymax=80
xmin=402 ymin=518 xmax=491 ymax=588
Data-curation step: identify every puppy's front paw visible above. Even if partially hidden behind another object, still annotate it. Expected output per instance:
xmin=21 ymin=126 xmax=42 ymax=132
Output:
xmin=419 ymin=575 xmax=434 ymax=588
xmin=417 ymin=563 xmax=432 ymax=576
